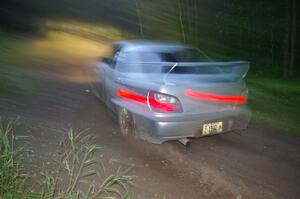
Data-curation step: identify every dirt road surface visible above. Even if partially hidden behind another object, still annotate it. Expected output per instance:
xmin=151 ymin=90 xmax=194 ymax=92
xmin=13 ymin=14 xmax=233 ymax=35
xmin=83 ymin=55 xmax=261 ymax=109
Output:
xmin=1 ymin=35 xmax=300 ymax=199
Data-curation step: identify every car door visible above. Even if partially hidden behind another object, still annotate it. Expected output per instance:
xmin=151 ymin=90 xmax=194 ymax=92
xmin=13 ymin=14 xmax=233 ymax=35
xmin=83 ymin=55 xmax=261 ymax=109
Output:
xmin=88 ymin=58 xmax=103 ymax=99
xmin=89 ymin=56 xmax=112 ymax=101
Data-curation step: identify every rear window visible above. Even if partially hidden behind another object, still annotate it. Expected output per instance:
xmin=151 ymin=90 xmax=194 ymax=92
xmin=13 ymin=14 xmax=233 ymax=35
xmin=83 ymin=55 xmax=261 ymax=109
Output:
xmin=118 ymin=48 xmax=209 ymax=63
xmin=161 ymin=48 xmax=209 ymax=62
xmin=116 ymin=48 xmax=212 ymax=73
xmin=117 ymin=62 xmax=221 ymax=74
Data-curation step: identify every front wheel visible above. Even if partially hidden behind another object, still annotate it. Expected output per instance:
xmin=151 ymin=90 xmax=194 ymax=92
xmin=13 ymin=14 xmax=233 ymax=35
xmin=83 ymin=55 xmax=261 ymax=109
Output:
xmin=117 ymin=108 xmax=135 ymax=137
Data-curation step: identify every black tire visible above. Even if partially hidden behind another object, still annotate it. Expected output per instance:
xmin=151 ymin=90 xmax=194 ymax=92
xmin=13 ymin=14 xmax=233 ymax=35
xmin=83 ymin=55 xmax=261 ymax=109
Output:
xmin=117 ymin=108 xmax=135 ymax=137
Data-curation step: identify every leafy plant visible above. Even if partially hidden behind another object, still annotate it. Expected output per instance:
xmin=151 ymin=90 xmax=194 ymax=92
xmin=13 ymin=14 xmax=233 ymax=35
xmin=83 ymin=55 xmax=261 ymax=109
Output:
xmin=0 ymin=120 xmax=134 ymax=199
xmin=0 ymin=118 xmax=28 ymax=199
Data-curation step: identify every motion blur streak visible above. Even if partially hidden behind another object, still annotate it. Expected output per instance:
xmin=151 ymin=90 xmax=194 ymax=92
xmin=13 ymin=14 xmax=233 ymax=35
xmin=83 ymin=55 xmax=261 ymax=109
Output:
xmin=32 ymin=30 xmax=113 ymax=84
xmin=185 ymin=89 xmax=247 ymax=104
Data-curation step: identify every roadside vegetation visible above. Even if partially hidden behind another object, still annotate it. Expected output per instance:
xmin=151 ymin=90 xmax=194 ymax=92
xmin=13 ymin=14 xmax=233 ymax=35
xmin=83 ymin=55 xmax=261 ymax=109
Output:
xmin=0 ymin=32 xmax=37 ymax=96
xmin=0 ymin=119 xmax=134 ymax=199
xmin=247 ymin=75 xmax=300 ymax=136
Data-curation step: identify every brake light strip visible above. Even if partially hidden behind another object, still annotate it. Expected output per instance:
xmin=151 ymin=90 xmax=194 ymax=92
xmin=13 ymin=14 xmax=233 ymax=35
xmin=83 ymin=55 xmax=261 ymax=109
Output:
xmin=118 ymin=89 xmax=147 ymax=105
xmin=185 ymin=89 xmax=247 ymax=104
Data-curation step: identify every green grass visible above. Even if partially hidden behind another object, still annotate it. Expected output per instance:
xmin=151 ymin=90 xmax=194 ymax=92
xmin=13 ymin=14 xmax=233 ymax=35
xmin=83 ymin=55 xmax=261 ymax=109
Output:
xmin=0 ymin=120 xmax=134 ymax=199
xmin=0 ymin=118 xmax=28 ymax=199
xmin=247 ymin=75 xmax=300 ymax=136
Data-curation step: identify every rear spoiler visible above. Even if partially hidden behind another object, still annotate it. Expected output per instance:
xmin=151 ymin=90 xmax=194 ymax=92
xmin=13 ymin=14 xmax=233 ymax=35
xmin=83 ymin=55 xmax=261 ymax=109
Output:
xmin=162 ymin=61 xmax=250 ymax=83
xmin=117 ymin=61 xmax=250 ymax=83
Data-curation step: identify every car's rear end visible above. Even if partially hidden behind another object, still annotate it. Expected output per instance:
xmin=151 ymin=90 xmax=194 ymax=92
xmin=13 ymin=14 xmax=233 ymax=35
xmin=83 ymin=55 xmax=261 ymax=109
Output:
xmin=112 ymin=62 xmax=251 ymax=144
xmin=111 ymin=42 xmax=251 ymax=143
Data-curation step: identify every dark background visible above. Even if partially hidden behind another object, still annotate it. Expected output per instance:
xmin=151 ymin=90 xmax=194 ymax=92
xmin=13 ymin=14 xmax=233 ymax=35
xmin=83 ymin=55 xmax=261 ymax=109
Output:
xmin=1 ymin=0 xmax=299 ymax=78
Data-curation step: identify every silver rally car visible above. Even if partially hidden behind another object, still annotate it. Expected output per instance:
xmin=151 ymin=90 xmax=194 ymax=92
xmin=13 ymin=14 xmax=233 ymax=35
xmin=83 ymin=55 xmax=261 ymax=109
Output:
xmin=88 ymin=41 xmax=251 ymax=145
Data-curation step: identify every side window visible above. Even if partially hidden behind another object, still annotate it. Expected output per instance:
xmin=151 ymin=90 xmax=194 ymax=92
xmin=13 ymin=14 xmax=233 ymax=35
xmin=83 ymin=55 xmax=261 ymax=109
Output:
xmin=102 ymin=45 xmax=119 ymax=68
xmin=111 ymin=50 xmax=120 ymax=69
xmin=108 ymin=45 xmax=121 ymax=69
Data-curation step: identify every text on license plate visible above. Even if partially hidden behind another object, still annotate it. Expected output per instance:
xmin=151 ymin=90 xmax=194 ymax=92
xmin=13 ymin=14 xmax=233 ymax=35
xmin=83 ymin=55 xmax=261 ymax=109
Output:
xmin=202 ymin=121 xmax=223 ymax=136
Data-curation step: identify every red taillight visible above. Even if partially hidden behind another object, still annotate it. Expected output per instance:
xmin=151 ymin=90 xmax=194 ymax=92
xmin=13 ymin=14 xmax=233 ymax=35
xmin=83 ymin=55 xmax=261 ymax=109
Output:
xmin=118 ymin=89 xmax=182 ymax=113
xmin=148 ymin=91 xmax=182 ymax=113
xmin=185 ymin=89 xmax=247 ymax=104
xmin=118 ymin=89 xmax=147 ymax=105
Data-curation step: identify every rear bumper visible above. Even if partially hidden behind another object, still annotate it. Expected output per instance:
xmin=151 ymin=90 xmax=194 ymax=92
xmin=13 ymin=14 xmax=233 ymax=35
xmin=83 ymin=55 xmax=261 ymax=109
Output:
xmin=133 ymin=107 xmax=251 ymax=143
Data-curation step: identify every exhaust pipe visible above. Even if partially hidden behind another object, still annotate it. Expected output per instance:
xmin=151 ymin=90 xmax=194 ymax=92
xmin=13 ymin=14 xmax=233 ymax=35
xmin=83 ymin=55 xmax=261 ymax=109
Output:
xmin=178 ymin=138 xmax=190 ymax=147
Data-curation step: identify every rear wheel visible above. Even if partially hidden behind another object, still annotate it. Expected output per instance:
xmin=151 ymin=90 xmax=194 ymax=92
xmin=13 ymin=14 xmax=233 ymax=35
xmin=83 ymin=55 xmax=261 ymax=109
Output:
xmin=117 ymin=108 xmax=135 ymax=137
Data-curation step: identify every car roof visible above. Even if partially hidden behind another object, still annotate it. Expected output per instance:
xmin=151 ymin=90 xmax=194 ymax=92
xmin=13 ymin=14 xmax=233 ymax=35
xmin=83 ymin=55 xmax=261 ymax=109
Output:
xmin=114 ymin=40 xmax=191 ymax=52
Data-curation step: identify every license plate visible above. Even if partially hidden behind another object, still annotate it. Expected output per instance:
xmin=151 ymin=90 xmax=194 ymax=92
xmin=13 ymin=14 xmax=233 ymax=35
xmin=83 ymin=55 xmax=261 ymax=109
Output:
xmin=202 ymin=121 xmax=223 ymax=136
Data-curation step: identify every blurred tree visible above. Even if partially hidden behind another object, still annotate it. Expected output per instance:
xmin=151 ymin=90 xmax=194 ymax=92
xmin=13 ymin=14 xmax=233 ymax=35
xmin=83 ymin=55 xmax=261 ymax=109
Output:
xmin=177 ymin=0 xmax=186 ymax=43
xmin=284 ymin=0 xmax=296 ymax=78
xmin=0 ymin=0 xmax=38 ymax=32
xmin=135 ymin=0 xmax=144 ymax=38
